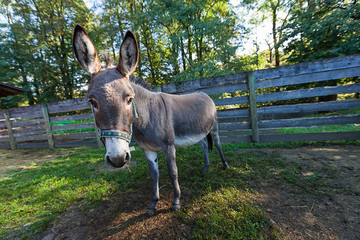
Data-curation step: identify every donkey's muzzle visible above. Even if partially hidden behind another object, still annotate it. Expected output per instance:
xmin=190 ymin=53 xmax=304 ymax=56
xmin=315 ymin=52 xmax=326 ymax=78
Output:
xmin=105 ymin=152 xmax=131 ymax=168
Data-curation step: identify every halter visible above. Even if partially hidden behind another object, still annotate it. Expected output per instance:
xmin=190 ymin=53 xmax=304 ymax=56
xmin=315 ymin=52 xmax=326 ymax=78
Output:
xmin=93 ymin=101 xmax=138 ymax=146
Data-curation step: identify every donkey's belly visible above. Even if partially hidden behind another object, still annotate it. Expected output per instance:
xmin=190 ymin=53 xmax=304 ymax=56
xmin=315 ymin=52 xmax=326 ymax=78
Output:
xmin=174 ymin=133 xmax=206 ymax=147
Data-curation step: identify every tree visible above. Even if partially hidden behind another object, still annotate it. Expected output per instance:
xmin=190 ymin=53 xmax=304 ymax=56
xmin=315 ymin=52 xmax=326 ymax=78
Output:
xmin=0 ymin=0 xmax=95 ymax=108
xmin=280 ymin=0 xmax=360 ymax=63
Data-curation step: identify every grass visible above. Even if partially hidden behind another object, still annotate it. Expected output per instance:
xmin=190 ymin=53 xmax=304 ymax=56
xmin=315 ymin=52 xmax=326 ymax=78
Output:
xmin=1 ymin=140 xmax=359 ymax=239
xmin=0 ymin=147 xmax=148 ymax=239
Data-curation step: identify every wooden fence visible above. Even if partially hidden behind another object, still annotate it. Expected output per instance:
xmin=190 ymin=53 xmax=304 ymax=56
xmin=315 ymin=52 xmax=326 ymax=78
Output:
xmin=1 ymin=55 xmax=359 ymax=149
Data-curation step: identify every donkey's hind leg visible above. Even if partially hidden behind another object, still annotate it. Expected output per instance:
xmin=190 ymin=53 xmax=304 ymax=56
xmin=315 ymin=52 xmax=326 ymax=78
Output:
xmin=211 ymin=122 xmax=229 ymax=169
xmin=165 ymin=145 xmax=181 ymax=211
xmin=199 ymin=138 xmax=210 ymax=174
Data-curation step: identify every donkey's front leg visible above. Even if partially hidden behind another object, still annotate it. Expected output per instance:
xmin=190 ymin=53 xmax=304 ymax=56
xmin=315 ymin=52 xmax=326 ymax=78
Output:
xmin=165 ymin=145 xmax=181 ymax=211
xmin=144 ymin=150 xmax=159 ymax=217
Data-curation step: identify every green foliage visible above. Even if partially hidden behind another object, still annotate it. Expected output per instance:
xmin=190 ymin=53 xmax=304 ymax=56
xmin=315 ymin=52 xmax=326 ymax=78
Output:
xmin=0 ymin=0 xmax=95 ymax=108
xmin=280 ymin=1 xmax=360 ymax=63
xmin=1 ymin=0 xmax=360 ymax=108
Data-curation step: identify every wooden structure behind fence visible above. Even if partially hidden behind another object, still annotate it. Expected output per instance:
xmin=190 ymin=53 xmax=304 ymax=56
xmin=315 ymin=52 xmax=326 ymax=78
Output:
xmin=1 ymin=55 xmax=359 ymax=149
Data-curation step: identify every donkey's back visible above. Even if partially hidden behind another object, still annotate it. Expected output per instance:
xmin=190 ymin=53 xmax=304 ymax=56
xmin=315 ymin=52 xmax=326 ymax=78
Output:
xmin=158 ymin=92 xmax=217 ymax=147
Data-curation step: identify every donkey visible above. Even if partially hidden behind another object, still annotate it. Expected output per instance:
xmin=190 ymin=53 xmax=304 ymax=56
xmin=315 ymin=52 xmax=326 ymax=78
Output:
xmin=73 ymin=25 xmax=228 ymax=216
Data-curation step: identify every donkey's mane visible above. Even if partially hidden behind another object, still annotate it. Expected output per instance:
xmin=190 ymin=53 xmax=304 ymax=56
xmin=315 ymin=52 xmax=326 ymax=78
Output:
xmin=102 ymin=53 xmax=151 ymax=90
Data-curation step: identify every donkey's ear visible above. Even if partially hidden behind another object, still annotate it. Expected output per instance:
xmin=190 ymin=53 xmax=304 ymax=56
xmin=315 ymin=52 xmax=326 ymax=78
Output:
xmin=117 ymin=30 xmax=139 ymax=77
xmin=72 ymin=24 xmax=102 ymax=75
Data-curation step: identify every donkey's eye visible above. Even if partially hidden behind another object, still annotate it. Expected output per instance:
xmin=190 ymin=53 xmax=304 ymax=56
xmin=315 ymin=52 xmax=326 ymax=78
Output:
xmin=88 ymin=99 xmax=98 ymax=109
xmin=127 ymin=98 xmax=133 ymax=105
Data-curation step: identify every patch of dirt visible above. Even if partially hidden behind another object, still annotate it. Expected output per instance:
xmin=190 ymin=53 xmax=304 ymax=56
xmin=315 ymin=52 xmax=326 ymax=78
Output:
xmin=35 ymin=188 xmax=190 ymax=240
xmin=257 ymin=145 xmax=360 ymax=240
xmin=0 ymin=149 xmax=76 ymax=178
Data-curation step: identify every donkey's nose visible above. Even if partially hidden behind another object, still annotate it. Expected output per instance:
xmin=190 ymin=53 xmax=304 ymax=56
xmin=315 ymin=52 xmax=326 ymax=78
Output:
xmin=105 ymin=151 xmax=131 ymax=168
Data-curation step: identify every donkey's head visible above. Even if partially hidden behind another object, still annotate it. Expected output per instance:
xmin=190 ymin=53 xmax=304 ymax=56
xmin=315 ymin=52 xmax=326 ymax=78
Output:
xmin=73 ymin=24 xmax=138 ymax=168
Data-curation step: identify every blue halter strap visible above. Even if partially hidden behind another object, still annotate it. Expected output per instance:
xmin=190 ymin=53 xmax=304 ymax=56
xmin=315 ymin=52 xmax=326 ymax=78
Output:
xmin=95 ymin=101 xmax=138 ymax=145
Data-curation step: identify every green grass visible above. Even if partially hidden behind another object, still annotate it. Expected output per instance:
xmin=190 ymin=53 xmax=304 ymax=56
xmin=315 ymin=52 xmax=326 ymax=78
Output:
xmin=1 ymin=140 xmax=359 ymax=239
xmin=0 ymin=147 xmax=148 ymax=239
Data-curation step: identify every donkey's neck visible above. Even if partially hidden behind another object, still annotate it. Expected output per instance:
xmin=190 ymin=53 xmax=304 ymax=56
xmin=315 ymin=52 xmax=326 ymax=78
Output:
xmin=131 ymin=82 xmax=155 ymax=106
xmin=130 ymin=82 xmax=164 ymax=150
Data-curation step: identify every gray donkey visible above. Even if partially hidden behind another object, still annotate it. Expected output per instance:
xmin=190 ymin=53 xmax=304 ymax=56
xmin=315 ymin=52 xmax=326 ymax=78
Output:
xmin=73 ymin=25 xmax=228 ymax=216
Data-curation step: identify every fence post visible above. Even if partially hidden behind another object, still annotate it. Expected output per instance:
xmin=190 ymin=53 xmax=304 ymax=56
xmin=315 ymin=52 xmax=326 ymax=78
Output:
xmin=4 ymin=109 xmax=16 ymax=149
xmin=42 ymin=104 xmax=55 ymax=149
xmin=156 ymin=85 xmax=161 ymax=92
xmin=247 ymin=71 xmax=259 ymax=143
xmin=90 ymin=105 xmax=103 ymax=148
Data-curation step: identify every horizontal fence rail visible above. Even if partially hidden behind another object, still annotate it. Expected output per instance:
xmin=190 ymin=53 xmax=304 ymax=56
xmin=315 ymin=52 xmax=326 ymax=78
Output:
xmin=1 ymin=55 xmax=360 ymax=149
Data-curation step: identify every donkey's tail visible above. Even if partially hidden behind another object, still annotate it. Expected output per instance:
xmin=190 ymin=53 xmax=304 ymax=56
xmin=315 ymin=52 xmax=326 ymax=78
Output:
xmin=206 ymin=134 xmax=213 ymax=152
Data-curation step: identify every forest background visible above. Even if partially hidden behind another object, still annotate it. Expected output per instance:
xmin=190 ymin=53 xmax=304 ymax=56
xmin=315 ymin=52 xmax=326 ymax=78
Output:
xmin=0 ymin=0 xmax=359 ymax=108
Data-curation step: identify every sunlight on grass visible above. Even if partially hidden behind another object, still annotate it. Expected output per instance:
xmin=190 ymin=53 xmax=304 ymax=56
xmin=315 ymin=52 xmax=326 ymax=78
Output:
xmin=0 ymin=147 xmax=146 ymax=239
xmin=179 ymin=187 xmax=268 ymax=239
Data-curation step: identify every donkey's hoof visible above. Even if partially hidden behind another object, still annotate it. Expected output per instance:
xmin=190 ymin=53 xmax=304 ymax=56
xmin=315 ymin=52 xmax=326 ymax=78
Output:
xmin=172 ymin=204 xmax=181 ymax=212
xmin=223 ymin=162 xmax=229 ymax=169
xmin=202 ymin=167 xmax=209 ymax=175
xmin=145 ymin=208 xmax=156 ymax=217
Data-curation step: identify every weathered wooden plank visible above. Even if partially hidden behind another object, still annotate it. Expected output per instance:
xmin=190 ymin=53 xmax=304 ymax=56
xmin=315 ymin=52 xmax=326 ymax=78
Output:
xmin=50 ymin=113 xmax=93 ymax=123
xmin=12 ymin=118 xmax=44 ymax=127
xmin=53 ymin=131 xmax=97 ymax=140
xmin=4 ymin=109 xmax=16 ymax=149
xmin=0 ymin=129 xmax=8 ymax=136
xmin=217 ymin=109 xmax=249 ymax=119
xmin=213 ymin=96 xmax=249 ymax=106
xmin=8 ymin=105 xmax=43 ymax=119
xmin=0 ymin=121 xmax=6 ymax=128
xmin=15 ymin=134 xmax=48 ymax=143
xmin=13 ymin=128 xmax=46 ymax=137
xmin=0 ymin=136 xmax=10 ymax=143
xmin=255 ymin=67 xmax=360 ymax=89
xmin=219 ymin=122 xmax=250 ymax=130
xmin=161 ymin=72 xmax=248 ymax=94
xmin=12 ymin=124 xmax=45 ymax=134
xmin=47 ymin=97 xmax=90 ymax=114
xmin=51 ymin=123 xmax=95 ymax=132
xmin=0 ymin=143 xmax=11 ymax=149
xmin=178 ymin=83 xmax=248 ymax=96
xmin=257 ymin=99 xmax=360 ymax=116
xmin=16 ymin=142 xmax=49 ymax=149
xmin=259 ymin=114 xmax=360 ymax=128
xmin=257 ymin=83 xmax=360 ymax=103
xmin=255 ymin=55 xmax=360 ymax=81
xmin=219 ymin=135 xmax=252 ymax=143
xmin=55 ymin=139 xmax=98 ymax=148
xmin=248 ymin=72 xmax=259 ymax=143
xmin=259 ymin=131 xmax=360 ymax=143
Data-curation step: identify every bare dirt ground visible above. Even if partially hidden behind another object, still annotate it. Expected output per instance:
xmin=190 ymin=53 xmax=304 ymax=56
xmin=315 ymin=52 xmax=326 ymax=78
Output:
xmin=258 ymin=145 xmax=360 ymax=240
xmin=1 ymin=145 xmax=359 ymax=240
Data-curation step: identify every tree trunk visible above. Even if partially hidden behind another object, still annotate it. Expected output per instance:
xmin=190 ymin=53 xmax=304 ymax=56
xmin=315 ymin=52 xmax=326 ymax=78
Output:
xmin=271 ymin=0 xmax=280 ymax=67
xmin=180 ymin=36 xmax=186 ymax=71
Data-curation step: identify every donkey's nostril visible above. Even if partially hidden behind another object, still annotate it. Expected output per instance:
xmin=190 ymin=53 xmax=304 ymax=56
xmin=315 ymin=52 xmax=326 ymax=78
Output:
xmin=125 ymin=152 xmax=130 ymax=161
